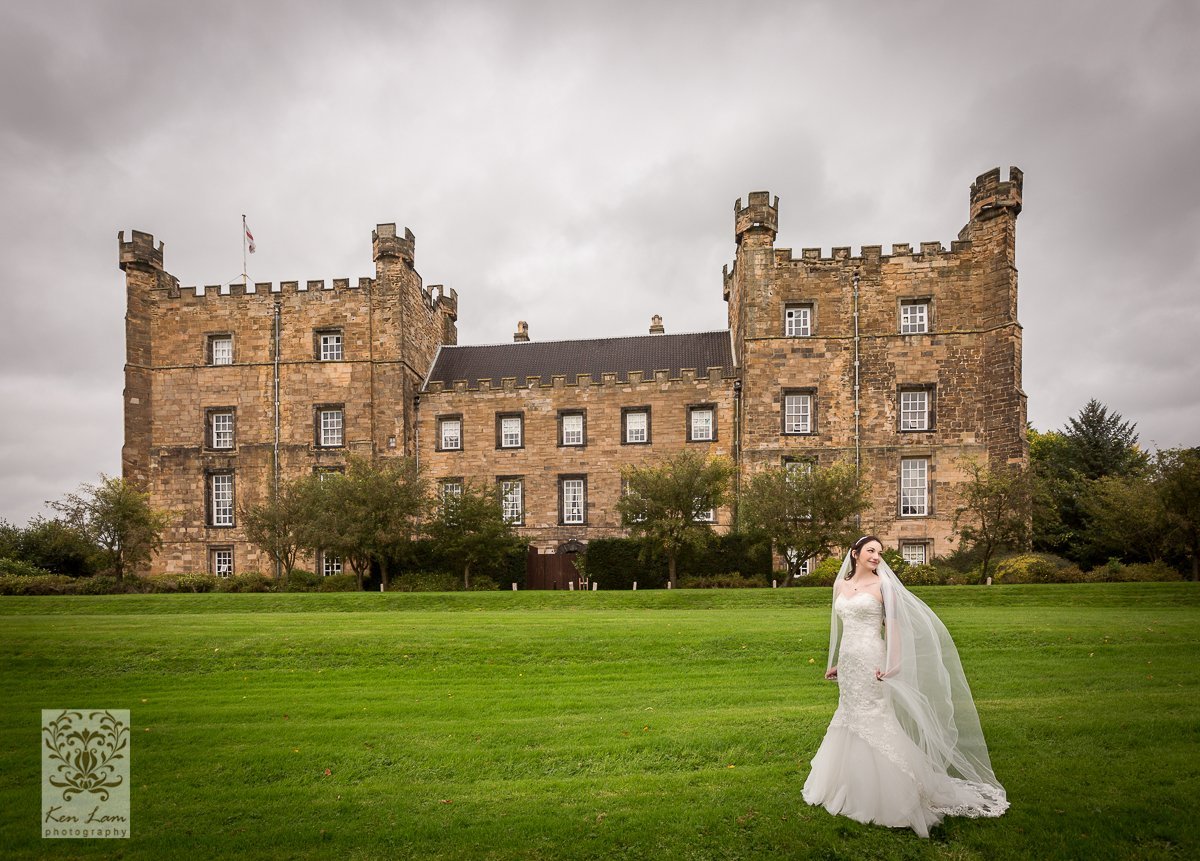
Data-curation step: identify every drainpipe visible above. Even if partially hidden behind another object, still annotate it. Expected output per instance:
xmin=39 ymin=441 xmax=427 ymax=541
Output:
xmin=732 ymin=378 xmax=742 ymax=530
xmin=273 ymin=299 xmax=282 ymax=580
xmin=852 ymin=270 xmax=862 ymax=529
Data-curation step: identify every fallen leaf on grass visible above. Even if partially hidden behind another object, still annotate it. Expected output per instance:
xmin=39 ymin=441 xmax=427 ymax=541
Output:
xmin=324 ymin=768 xmax=332 ymax=776
xmin=440 ymin=799 xmax=453 ymax=804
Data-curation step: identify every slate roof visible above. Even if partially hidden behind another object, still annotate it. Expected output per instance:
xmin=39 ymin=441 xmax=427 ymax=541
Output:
xmin=423 ymin=330 xmax=735 ymax=390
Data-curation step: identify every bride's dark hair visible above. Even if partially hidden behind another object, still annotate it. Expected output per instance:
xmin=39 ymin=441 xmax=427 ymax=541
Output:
xmin=846 ymin=535 xmax=882 ymax=578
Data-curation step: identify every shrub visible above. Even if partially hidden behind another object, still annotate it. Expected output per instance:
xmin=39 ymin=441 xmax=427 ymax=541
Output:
xmin=791 ymin=557 xmax=841 ymax=587
xmin=282 ymin=569 xmax=322 ymax=592
xmin=0 ymin=557 xmax=55 ymax=578
xmin=1092 ymin=560 xmax=1183 ymax=583
xmin=216 ymin=572 xmax=273 ymax=593
xmin=174 ymin=573 xmax=219 ymax=593
xmin=389 ymin=571 xmax=460 ymax=592
xmin=677 ymin=573 xmax=766 ymax=589
xmin=583 ymin=538 xmax=667 ymax=590
xmin=881 ymin=548 xmax=908 ymax=577
xmin=991 ymin=553 xmax=1086 ymax=584
xmin=0 ymin=574 xmax=79 ymax=595
xmin=467 ymin=575 xmax=500 ymax=591
xmin=900 ymin=564 xmax=947 ymax=586
xmin=317 ymin=573 xmax=361 ymax=592
xmin=72 ymin=576 xmax=125 ymax=595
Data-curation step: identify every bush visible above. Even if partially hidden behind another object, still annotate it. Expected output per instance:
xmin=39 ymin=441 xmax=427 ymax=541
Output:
xmin=216 ymin=572 xmax=273 ymax=593
xmin=583 ymin=538 xmax=667 ymax=590
xmin=1091 ymin=560 xmax=1183 ymax=583
xmin=881 ymin=548 xmax=908 ymax=577
xmin=791 ymin=557 xmax=841 ymax=587
xmin=317 ymin=573 xmax=361 ymax=592
xmin=174 ymin=573 xmax=219 ymax=593
xmin=282 ymin=569 xmax=322 ymax=592
xmin=900 ymin=563 xmax=947 ymax=586
xmin=991 ymin=553 xmax=1086 ymax=584
xmin=389 ymin=571 xmax=460 ymax=592
xmin=0 ymin=557 xmax=54 ymax=578
xmin=677 ymin=573 xmax=767 ymax=589
xmin=72 ymin=576 xmax=125 ymax=595
xmin=0 ymin=574 xmax=79 ymax=595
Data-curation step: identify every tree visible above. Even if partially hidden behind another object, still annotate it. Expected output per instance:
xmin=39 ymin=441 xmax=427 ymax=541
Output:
xmin=1063 ymin=399 xmax=1147 ymax=480
xmin=1083 ymin=474 xmax=1168 ymax=565
xmin=616 ymin=451 xmax=734 ymax=588
xmin=424 ymin=481 xmax=523 ymax=589
xmin=296 ymin=472 xmax=370 ymax=589
xmin=952 ymin=458 xmax=1032 ymax=584
xmin=240 ymin=477 xmax=317 ymax=580
xmin=1156 ymin=448 xmax=1200 ymax=581
xmin=309 ymin=457 xmax=425 ymax=590
xmin=49 ymin=476 xmax=171 ymax=580
xmin=1028 ymin=426 xmax=1076 ymax=554
xmin=738 ymin=459 xmax=869 ymax=582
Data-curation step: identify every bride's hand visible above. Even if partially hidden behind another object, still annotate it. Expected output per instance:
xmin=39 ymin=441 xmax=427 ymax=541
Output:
xmin=825 ymin=666 xmax=838 ymax=680
xmin=875 ymin=668 xmax=885 ymax=681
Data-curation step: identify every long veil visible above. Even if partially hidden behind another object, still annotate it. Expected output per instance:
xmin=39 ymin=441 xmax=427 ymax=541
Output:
xmin=826 ymin=551 xmax=1006 ymax=801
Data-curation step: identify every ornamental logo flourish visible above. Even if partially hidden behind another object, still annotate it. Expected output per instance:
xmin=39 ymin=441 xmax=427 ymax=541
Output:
xmin=41 ymin=710 xmax=130 ymax=839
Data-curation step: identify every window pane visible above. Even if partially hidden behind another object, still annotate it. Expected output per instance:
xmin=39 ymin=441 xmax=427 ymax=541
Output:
xmin=320 ymin=410 xmax=344 ymax=446
xmin=501 ymin=416 xmax=522 ymax=447
xmin=211 ymin=412 xmax=234 ymax=449
xmin=563 ymin=479 xmax=584 ymax=523
xmin=690 ymin=408 xmax=713 ymax=441
xmin=625 ymin=411 xmax=647 ymax=443
xmin=322 ymin=554 xmax=343 ymax=576
xmin=441 ymin=480 xmax=462 ymax=500
xmin=784 ymin=394 xmax=811 ymax=434
xmin=501 ymin=480 xmax=522 ymax=523
xmin=320 ymin=333 xmax=343 ymax=361
xmin=562 ymin=414 xmax=583 ymax=445
xmin=901 ymin=302 xmax=929 ymax=334
xmin=212 ymin=549 xmax=233 ymax=577
xmin=900 ymin=458 xmax=928 ymax=516
xmin=211 ymin=474 xmax=234 ymax=526
xmin=440 ymin=419 xmax=461 ymax=450
xmin=211 ymin=337 xmax=232 ymax=365
xmin=900 ymin=390 xmax=929 ymax=431
xmin=785 ymin=305 xmax=811 ymax=337
xmin=901 ymin=543 xmax=927 ymax=565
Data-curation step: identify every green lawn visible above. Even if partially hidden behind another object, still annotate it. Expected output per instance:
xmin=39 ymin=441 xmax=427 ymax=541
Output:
xmin=1 ymin=584 xmax=1197 ymax=860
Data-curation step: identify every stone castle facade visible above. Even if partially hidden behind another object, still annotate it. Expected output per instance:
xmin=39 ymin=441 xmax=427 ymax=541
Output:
xmin=120 ymin=167 xmax=1026 ymax=577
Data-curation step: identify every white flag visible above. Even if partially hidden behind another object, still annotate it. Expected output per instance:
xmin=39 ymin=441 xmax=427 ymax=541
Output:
xmin=245 ymin=223 xmax=256 ymax=254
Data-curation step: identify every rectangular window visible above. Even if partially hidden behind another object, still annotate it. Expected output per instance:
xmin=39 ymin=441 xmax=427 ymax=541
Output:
xmin=317 ymin=407 xmax=344 ymax=447
xmin=900 ymin=457 xmax=929 ymax=516
xmin=321 ymin=553 xmax=343 ymax=577
xmin=561 ymin=476 xmax=586 ymax=525
xmin=784 ymin=303 xmax=813 ymax=337
xmin=497 ymin=413 xmax=523 ymax=449
xmin=438 ymin=416 xmax=462 ymax=451
xmin=208 ymin=409 xmax=235 ymax=450
xmin=900 ymin=389 xmax=931 ymax=431
xmin=900 ymin=542 xmax=928 ymax=566
xmin=208 ymin=334 xmax=233 ymax=366
xmin=499 ymin=477 xmax=523 ymax=524
xmin=441 ymin=479 xmax=463 ymax=501
xmin=210 ymin=547 xmax=233 ymax=577
xmin=786 ymin=550 xmax=812 ymax=577
xmin=688 ymin=405 xmax=715 ymax=442
xmin=317 ymin=329 xmax=344 ymax=361
xmin=209 ymin=473 xmax=234 ymax=527
xmin=559 ymin=411 xmax=585 ymax=447
xmin=900 ymin=300 xmax=930 ymax=334
xmin=783 ymin=391 xmax=813 ymax=435
xmin=621 ymin=478 xmax=646 ymax=523
xmin=623 ymin=408 xmax=650 ymax=444
xmin=693 ymin=500 xmax=715 ymax=523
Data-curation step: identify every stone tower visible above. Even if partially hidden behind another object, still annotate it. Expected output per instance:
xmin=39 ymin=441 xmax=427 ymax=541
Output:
xmin=725 ymin=168 xmax=1027 ymax=560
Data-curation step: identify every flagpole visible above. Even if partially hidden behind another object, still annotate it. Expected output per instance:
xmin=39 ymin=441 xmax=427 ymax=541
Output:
xmin=241 ymin=214 xmax=249 ymax=286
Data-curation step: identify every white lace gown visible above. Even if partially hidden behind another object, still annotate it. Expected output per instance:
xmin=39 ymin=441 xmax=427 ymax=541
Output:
xmin=802 ymin=592 xmax=1009 ymax=837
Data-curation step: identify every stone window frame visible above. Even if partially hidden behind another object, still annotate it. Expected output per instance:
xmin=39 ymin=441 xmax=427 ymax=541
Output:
xmin=898 ymin=385 xmax=936 ymax=432
xmin=898 ymin=297 xmax=932 ymax=335
xmin=495 ymin=412 xmax=525 ymax=450
xmin=206 ymin=470 xmax=236 ymax=528
xmin=621 ymin=406 xmax=652 ymax=445
xmin=314 ymin=404 xmax=346 ymax=448
xmin=558 ymin=474 xmax=588 ymax=525
xmin=784 ymin=301 xmax=816 ymax=337
xmin=899 ymin=541 xmax=930 ymax=566
xmin=206 ymin=333 xmax=234 ymax=366
xmin=687 ymin=403 xmax=717 ymax=443
xmin=437 ymin=414 xmax=463 ymax=452
xmin=205 ymin=406 xmax=237 ymax=451
xmin=557 ymin=409 xmax=587 ymax=448
xmin=314 ymin=327 xmax=344 ymax=362
xmin=320 ymin=551 xmax=343 ymax=577
xmin=899 ymin=456 xmax=932 ymax=517
xmin=440 ymin=477 xmax=464 ymax=502
xmin=781 ymin=388 xmax=817 ymax=435
xmin=209 ymin=545 xmax=234 ymax=577
xmin=497 ymin=475 xmax=524 ymax=526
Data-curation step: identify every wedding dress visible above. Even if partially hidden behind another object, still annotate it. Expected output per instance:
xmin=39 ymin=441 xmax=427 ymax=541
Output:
xmin=802 ymin=560 xmax=1008 ymax=837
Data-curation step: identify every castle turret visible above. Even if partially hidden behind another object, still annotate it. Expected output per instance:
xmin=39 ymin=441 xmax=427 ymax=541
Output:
xmin=969 ymin=166 xmax=1023 ymax=222
xmin=734 ymin=191 xmax=778 ymax=249
xmin=372 ymin=223 xmax=416 ymax=265
xmin=118 ymin=230 xmax=168 ymax=492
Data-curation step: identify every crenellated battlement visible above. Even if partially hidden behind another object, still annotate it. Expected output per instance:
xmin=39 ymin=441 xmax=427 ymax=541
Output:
xmin=970 ymin=165 xmax=1023 ymax=221
xmin=769 ymin=238 xmax=973 ymax=266
xmin=372 ymin=223 xmax=416 ymax=263
xmin=422 ymin=364 xmax=733 ymax=395
xmin=170 ymin=277 xmax=376 ymax=299
xmin=734 ymin=191 xmax=779 ymax=247
xmin=118 ymin=229 xmax=164 ymax=271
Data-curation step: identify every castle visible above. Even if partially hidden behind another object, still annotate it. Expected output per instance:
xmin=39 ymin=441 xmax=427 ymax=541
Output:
xmin=120 ymin=167 xmax=1027 ymax=578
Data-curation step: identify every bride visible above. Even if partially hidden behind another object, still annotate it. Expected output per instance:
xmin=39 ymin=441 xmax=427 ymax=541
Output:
xmin=802 ymin=535 xmax=1009 ymax=837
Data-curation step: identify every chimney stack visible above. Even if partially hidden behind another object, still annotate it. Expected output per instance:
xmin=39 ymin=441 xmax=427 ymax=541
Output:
xmin=649 ymin=315 xmax=665 ymax=335
xmin=514 ymin=320 xmax=530 ymax=342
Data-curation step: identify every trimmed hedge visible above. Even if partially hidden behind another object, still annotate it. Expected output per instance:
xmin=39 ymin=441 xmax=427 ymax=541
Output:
xmin=583 ymin=534 xmax=771 ymax=590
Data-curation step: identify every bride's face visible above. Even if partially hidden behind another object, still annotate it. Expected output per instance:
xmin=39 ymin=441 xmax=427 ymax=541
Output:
xmin=856 ymin=541 xmax=883 ymax=573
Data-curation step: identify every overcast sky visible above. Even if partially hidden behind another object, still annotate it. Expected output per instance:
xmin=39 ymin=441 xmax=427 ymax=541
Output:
xmin=2 ymin=0 xmax=1197 ymax=525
